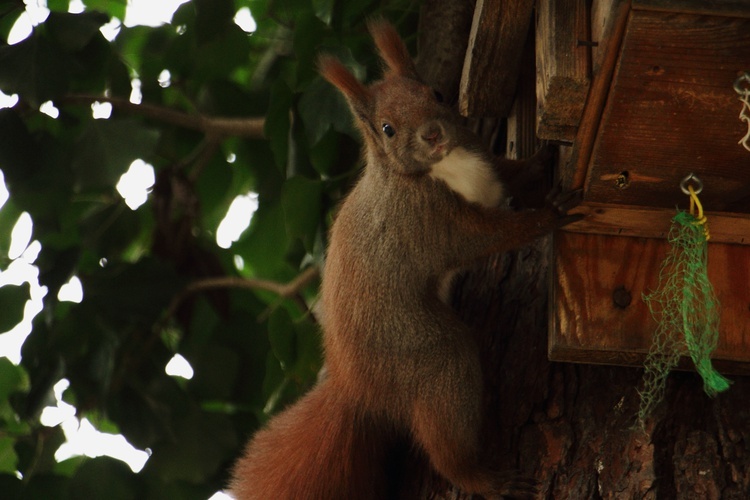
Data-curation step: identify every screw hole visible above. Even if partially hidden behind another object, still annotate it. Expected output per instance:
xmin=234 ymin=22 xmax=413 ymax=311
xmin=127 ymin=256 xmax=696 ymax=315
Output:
xmin=615 ymin=171 xmax=630 ymax=190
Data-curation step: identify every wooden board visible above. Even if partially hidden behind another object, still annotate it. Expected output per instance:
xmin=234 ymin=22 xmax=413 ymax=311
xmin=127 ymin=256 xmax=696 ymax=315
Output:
xmin=564 ymin=202 xmax=750 ymax=245
xmin=634 ymin=0 xmax=750 ymax=18
xmin=459 ymin=0 xmax=534 ymax=117
xmin=549 ymin=4 xmax=750 ymax=371
xmin=551 ymin=231 xmax=750 ymax=374
xmin=535 ymin=0 xmax=591 ymax=143
xmin=584 ymin=9 xmax=750 ymax=213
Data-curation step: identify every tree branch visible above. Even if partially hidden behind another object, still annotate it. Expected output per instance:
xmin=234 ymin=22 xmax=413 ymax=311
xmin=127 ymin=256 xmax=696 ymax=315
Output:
xmin=164 ymin=267 xmax=320 ymax=323
xmin=183 ymin=267 xmax=318 ymax=297
xmin=61 ymin=94 xmax=266 ymax=139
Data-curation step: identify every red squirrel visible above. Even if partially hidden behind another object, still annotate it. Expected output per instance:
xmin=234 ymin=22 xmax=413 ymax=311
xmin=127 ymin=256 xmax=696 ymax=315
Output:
xmin=230 ymin=19 xmax=580 ymax=499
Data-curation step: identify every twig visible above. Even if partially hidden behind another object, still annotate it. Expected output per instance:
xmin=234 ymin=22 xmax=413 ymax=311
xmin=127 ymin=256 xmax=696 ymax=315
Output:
xmin=61 ymin=94 xmax=266 ymax=138
xmin=185 ymin=135 xmax=223 ymax=182
xmin=164 ymin=267 xmax=320 ymax=323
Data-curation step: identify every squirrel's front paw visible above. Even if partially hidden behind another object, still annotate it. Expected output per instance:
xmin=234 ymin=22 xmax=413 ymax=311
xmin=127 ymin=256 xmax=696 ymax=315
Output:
xmin=545 ymin=185 xmax=584 ymax=228
xmin=527 ymin=140 xmax=555 ymax=171
xmin=546 ymin=185 xmax=583 ymax=215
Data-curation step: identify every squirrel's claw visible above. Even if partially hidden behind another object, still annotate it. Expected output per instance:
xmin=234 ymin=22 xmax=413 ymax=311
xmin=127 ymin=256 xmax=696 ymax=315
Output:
xmin=546 ymin=185 xmax=583 ymax=215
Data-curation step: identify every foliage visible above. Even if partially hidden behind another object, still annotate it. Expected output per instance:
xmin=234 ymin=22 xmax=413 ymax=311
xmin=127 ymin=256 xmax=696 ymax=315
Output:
xmin=0 ymin=0 xmax=419 ymax=497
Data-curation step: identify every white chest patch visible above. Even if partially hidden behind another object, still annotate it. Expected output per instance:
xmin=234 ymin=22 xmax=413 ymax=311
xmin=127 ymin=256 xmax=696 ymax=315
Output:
xmin=429 ymin=147 xmax=505 ymax=208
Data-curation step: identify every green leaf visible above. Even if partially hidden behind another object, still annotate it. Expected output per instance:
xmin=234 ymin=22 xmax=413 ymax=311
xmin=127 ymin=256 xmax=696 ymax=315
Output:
xmin=82 ymin=0 xmax=127 ymax=21
xmin=71 ymin=119 xmax=159 ymax=190
xmin=195 ymin=153 xmax=233 ymax=230
xmin=81 ymin=258 xmax=185 ymax=326
xmin=10 ymin=474 xmax=69 ymax=499
xmin=193 ymin=24 xmax=250 ymax=81
xmin=0 ymin=7 xmax=22 ymax=46
xmin=292 ymin=12 xmax=329 ymax=85
xmin=46 ymin=11 xmax=111 ymax=52
xmin=290 ymin=316 xmax=322 ymax=380
xmin=267 ymin=308 xmax=321 ymax=387
xmin=54 ymin=456 xmax=87 ymax=478
xmin=47 ymin=0 xmax=71 ymax=12
xmin=281 ymin=176 xmax=322 ymax=251
xmin=36 ymin=245 xmax=80 ymax=297
xmin=0 ymin=31 xmax=70 ymax=105
xmin=0 ymin=358 xmax=28 ymax=400
xmin=0 ymin=283 xmax=30 ymax=333
xmin=0 ymin=110 xmax=43 ymax=187
xmin=144 ymin=407 xmax=237 ymax=483
xmin=298 ymin=75 xmax=357 ymax=146
xmin=15 ymin=425 xmax=66 ymax=477
xmin=313 ymin=0 xmax=336 ymax=25
xmin=186 ymin=344 xmax=239 ymax=400
xmin=78 ymin=202 xmax=142 ymax=258
xmin=0 ymin=129 xmax=75 ymax=227
xmin=265 ymin=80 xmax=292 ymax=170
xmin=234 ymin=201 xmax=289 ymax=278
xmin=308 ymin=127 xmax=359 ymax=177
xmin=0 ymin=200 xmax=22 ymax=262
xmin=0 ymin=437 xmax=18 ymax=474
xmin=70 ymin=457 xmax=138 ymax=500
xmin=194 ymin=0 xmax=234 ymax=43
xmin=268 ymin=308 xmax=296 ymax=370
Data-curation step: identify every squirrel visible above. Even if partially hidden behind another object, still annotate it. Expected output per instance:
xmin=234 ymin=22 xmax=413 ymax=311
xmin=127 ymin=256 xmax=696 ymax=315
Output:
xmin=230 ymin=19 xmax=581 ymax=500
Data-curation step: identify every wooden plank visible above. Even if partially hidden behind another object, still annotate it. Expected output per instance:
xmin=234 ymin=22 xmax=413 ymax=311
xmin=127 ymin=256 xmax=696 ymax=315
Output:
xmin=562 ymin=0 xmax=631 ymax=189
xmin=590 ymin=0 xmax=620 ymax=73
xmin=507 ymin=27 xmax=538 ymax=160
xmin=459 ymin=0 xmax=535 ymax=117
xmin=416 ymin=0 xmax=474 ymax=104
xmin=584 ymin=10 xmax=750 ymax=212
xmin=550 ymin=231 xmax=750 ymax=374
xmin=535 ymin=0 xmax=591 ymax=143
xmin=564 ymin=202 xmax=750 ymax=245
xmin=633 ymin=0 xmax=750 ymax=18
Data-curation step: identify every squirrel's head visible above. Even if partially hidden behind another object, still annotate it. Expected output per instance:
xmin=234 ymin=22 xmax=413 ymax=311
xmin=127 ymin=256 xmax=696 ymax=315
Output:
xmin=318 ymin=19 xmax=456 ymax=176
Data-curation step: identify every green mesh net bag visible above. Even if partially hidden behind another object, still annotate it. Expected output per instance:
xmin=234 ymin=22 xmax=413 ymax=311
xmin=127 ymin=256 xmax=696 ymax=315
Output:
xmin=637 ymin=209 xmax=731 ymax=427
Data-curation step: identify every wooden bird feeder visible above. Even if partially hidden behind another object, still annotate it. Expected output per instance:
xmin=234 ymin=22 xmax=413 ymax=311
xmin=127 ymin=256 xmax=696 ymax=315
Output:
xmin=539 ymin=0 xmax=750 ymax=373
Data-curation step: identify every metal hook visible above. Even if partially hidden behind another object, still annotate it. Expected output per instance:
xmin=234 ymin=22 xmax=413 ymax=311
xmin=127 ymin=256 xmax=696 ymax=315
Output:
xmin=680 ymin=173 xmax=703 ymax=195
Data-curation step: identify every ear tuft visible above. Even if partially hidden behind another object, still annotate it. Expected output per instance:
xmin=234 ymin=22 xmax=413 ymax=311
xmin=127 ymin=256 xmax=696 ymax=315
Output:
xmin=318 ymin=54 xmax=371 ymax=108
xmin=367 ymin=18 xmax=419 ymax=80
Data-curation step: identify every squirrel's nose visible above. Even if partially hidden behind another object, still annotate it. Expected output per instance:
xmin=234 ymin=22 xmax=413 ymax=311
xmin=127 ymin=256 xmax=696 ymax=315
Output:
xmin=419 ymin=123 xmax=443 ymax=145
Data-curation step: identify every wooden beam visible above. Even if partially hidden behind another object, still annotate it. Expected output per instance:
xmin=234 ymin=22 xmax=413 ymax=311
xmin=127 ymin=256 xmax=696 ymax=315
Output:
xmin=584 ymin=10 xmax=750 ymax=213
xmin=551 ymin=231 xmax=750 ymax=375
xmin=459 ymin=0 xmax=535 ymax=117
xmin=565 ymin=202 xmax=750 ymax=246
xmin=535 ymin=0 xmax=591 ymax=143
xmin=633 ymin=0 xmax=750 ymax=18
xmin=562 ymin=0 xmax=631 ymax=190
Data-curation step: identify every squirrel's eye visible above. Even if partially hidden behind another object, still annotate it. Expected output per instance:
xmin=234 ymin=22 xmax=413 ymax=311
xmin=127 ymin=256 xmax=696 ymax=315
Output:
xmin=382 ymin=123 xmax=395 ymax=138
xmin=433 ymin=90 xmax=444 ymax=103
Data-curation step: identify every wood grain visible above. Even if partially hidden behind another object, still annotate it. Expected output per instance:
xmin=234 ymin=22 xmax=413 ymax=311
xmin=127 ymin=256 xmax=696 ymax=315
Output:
xmin=585 ymin=10 xmax=750 ymax=212
xmin=564 ymin=202 xmax=750 ymax=245
xmin=551 ymin=231 xmax=750 ymax=374
xmin=459 ymin=0 xmax=535 ymax=117
xmin=634 ymin=0 xmax=750 ymax=18
xmin=563 ymin=0 xmax=631 ymax=189
xmin=535 ymin=0 xmax=591 ymax=142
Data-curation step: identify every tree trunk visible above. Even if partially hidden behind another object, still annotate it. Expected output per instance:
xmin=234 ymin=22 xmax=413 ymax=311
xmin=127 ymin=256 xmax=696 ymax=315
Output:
xmin=404 ymin=5 xmax=750 ymax=498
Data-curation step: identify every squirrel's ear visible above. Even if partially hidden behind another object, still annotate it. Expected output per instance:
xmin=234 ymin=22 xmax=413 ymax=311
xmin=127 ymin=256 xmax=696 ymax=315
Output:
xmin=367 ymin=18 xmax=419 ymax=80
xmin=318 ymin=54 xmax=372 ymax=112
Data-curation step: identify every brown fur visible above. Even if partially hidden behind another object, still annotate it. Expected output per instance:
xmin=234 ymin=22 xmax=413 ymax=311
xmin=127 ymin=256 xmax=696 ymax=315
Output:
xmin=231 ymin=20 xmax=577 ymax=499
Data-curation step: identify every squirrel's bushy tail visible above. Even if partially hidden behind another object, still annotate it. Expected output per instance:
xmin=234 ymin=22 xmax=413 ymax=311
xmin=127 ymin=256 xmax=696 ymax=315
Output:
xmin=230 ymin=378 xmax=389 ymax=500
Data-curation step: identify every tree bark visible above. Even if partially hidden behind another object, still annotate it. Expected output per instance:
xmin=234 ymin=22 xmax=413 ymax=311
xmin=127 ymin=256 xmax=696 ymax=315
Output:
xmin=403 ymin=4 xmax=750 ymax=498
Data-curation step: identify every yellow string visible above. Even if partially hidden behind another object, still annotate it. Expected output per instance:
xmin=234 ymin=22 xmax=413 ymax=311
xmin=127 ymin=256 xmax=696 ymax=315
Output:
xmin=687 ymin=185 xmax=709 ymax=240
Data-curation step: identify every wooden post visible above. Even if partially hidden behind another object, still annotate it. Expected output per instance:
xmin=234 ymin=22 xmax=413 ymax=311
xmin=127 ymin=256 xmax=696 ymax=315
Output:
xmin=459 ymin=0 xmax=535 ymax=117
xmin=535 ymin=0 xmax=591 ymax=143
